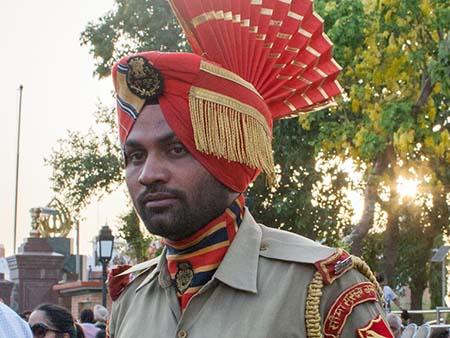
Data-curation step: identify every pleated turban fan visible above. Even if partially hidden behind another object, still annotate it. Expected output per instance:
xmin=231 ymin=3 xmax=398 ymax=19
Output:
xmin=112 ymin=0 xmax=343 ymax=193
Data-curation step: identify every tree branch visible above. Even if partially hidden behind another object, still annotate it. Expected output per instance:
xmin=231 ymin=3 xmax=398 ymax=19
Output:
xmin=411 ymin=76 xmax=434 ymax=117
xmin=347 ymin=144 xmax=395 ymax=255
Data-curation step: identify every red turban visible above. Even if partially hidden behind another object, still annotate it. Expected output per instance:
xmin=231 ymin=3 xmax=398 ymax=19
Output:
xmin=112 ymin=0 xmax=343 ymax=192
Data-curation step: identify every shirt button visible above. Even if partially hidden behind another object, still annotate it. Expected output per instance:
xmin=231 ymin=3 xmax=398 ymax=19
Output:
xmin=260 ymin=240 xmax=269 ymax=251
xmin=178 ymin=330 xmax=188 ymax=338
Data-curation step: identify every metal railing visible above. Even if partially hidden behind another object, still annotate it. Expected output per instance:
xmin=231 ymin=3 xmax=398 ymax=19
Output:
xmin=392 ymin=307 xmax=450 ymax=325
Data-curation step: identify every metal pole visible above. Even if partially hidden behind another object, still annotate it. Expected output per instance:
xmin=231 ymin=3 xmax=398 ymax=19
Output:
xmin=102 ymin=261 xmax=107 ymax=307
xmin=75 ymin=219 xmax=80 ymax=279
xmin=13 ymin=85 xmax=23 ymax=254
xmin=443 ymin=259 xmax=446 ymax=307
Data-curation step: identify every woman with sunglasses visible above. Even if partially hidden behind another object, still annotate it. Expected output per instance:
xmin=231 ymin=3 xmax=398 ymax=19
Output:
xmin=28 ymin=304 xmax=85 ymax=338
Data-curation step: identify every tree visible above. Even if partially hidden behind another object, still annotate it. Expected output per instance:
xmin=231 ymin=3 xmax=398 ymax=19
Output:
xmin=46 ymin=105 xmax=123 ymax=211
xmin=248 ymin=118 xmax=357 ymax=247
xmin=311 ymin=0 xmax=450 ymax=313
xmin=80 ymin=0 xmax=187 ymax=78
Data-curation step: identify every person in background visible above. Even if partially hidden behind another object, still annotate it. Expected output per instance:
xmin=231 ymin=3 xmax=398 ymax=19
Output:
xmin=79 ymin=309 xmax=99 ymax=338
xmin=377 ymin=273 xmax=403 ymax=312
xmin=387 ymin=313 xmax=402 ymax=338
xmin=401 ymin=309 xmax=411 ymax=327
xmin=0 ymin=301 xmax=32 ymax=338
xmin=430 ymin=328 xmax=450 ymax=338
xmin=93 ymin=305 xmax=108 ymax=330
xmin=20 ymin=310 xmax=32 ymax=321
xmin=95 ymin=330 xmax=106 ymax=338
xmin=28 ymin=303 xmax=84 ymax=338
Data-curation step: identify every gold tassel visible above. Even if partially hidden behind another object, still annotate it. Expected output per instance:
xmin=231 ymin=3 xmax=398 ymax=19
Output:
xmin=189 ymin=86 xmax=275 ymax=185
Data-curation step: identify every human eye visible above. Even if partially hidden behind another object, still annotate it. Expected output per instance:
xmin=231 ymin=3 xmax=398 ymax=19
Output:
xmin=125 ymin=149 xmax=146 ymax=165
xmin=168 ymin=142 xmax=188 ymax=157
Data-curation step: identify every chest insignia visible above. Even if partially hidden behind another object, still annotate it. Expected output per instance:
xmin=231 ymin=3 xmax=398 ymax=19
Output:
xmin=175 ymin=262 xmax=194 ymax=294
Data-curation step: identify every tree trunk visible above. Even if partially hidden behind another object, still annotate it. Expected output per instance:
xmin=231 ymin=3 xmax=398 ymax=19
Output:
xmin=382 ymin=193 xmax=400 ymax=284
xmin=349 ymin=145 xmax=394 ymax=255
xmin=410 ymin=270 xmax=427 ymax=325
xmin=407 ymin=189 xmax=446 ymax=322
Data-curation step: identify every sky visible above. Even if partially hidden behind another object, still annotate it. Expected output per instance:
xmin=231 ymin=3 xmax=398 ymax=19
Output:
xmin=0 ymin=0 xmax=128 ymax=257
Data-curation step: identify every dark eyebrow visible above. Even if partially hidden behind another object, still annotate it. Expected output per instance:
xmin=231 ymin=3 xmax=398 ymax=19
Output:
xmin=124 ymin=132 xmax=179 ymax=149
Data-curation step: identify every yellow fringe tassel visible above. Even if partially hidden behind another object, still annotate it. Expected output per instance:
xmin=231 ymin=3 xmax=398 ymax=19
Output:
xmin=189 ymin=86 xmax=275 ymax=185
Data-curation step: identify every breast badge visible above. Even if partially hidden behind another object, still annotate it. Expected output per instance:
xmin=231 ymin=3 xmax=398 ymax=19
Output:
xmin=175 ymin=262 xmax=194 ymax=294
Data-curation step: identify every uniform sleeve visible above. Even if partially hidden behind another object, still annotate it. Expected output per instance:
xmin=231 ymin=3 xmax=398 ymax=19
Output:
xmin=320 ymin=269 xmax=393 ymax=338
xmin=108 ymin=300 xmax=119 ymax=338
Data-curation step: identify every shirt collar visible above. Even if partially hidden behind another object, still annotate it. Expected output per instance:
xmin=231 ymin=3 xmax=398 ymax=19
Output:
xmin=136 ymin=247 xmax=171 ymax=292
xmin=213 ymin=207 xmax=261 ymax=294
xmin=136 ymin=207 xmax=262 ymax=294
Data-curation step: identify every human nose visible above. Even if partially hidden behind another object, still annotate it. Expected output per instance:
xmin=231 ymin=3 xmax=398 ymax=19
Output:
xmin=138 ymin=155 xmax=169 ymax=185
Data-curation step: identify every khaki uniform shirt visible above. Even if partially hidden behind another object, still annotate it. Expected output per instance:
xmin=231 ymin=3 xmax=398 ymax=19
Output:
xmin=110 ymin=210 xmax=387 ymax=338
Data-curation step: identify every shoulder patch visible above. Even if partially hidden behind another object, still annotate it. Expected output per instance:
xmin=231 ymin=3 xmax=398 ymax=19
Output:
xmin=118 ymin=256 xmax=160 ymax=277
xmin=315 ymin=248 xmax=353 ymax=285
xmin=258 ymin=224 xmax=337 ymax=264
xmin=323 ymin=282 xmax=378 ymax=338
xmin=357 ymin=315 xmax=394 ymax=338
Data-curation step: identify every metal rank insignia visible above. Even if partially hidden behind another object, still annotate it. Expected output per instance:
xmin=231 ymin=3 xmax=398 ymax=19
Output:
xmin=334 ymin=256 xmax=352 ymax=275
xmin=315 ymin=249 xmax=354 ymax=285
xmin=175 ymin=262 xmax=194 ymax=294
xmin=126 ymin=56 xmax=164 ymax=101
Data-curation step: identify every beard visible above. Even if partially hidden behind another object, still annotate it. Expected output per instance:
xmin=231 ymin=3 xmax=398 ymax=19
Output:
xmin=134 ymin=175 xmax=232 ymax=241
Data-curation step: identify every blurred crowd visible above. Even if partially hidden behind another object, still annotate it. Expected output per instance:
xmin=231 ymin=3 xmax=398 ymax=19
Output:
xmin=0 ymin=298 xmax=108 ymax=338
xmin=386 ymin=311 xmax=449 ymax=338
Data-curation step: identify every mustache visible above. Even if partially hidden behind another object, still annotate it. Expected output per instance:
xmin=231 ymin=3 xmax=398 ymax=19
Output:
xmin=137 ymin=184 xmax=186 ymax=206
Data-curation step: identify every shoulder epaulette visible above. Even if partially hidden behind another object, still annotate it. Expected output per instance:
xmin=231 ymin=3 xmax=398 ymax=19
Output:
xmin=118 ymin=255 xmax=160 ymax=277
xmin=314 ymin=249 xmax=353 ymax=285
xmin=108 ymin=256 xmax=161 ymax=301
xmin=258 ymin=224 xmax=337 ymax=264
xmin=305 ymin=252 xmax=384 ymax=338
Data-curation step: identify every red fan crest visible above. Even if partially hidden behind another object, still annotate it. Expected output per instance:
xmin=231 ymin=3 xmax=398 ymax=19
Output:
xmin=169 ymin=0 xmax=343 ymax=120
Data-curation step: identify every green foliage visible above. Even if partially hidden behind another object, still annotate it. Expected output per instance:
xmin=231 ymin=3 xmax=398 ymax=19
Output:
xmin=117 ymin=206 xmax=153 ymax=262
xmin=248 ymin=118 xmax=356 ymax=247
xmin=360 ymin=232 xmax=384 ymax=273
xmin=429 ymin=34 xmax=450 ymax=94
xmin=80 ymin=0 xmax=187 ymax=78
xmin=45 ymin=106 xmax=123 ymax=211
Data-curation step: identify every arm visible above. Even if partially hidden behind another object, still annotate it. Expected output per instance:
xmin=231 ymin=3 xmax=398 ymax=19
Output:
xmin=320 ymin=267 xmax=394 ymax=337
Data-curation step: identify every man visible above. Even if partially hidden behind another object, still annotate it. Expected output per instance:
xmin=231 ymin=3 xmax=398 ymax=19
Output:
xmin=0 ymin=302 xmax=33 ymax=338
xmin=108 ymin=0 xmax=393 ymax=337
xmin=386 ymin=313 xmax=402 ymax=338
xmin=377 ymin=274 xmax=403 ymax=313
xmin=80 ymin=308 xmax=100 ymax=338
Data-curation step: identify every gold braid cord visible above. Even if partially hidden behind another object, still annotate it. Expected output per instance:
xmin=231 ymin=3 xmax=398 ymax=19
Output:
xmin=189 ymin=86 xmax=275 ymax=184
xmin=305 ymin=271 xmax=324 ymax=338
xmin=351 ymin=255 xmax=385 ymax=306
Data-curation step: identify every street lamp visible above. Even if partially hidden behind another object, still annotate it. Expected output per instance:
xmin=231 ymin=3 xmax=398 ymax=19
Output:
xmin=96 ymin=225 xmax=114 ymax=307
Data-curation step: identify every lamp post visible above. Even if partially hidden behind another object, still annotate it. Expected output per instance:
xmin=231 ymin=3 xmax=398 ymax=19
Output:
xmin=96 ymin=225 xmax=114 ymax=307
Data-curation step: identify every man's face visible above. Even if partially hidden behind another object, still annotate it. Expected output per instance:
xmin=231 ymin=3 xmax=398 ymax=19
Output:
xmin=124 ymin=105 xmax=236 ymax=241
